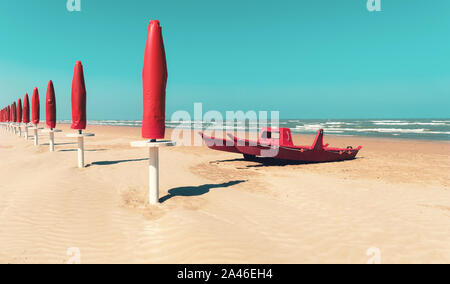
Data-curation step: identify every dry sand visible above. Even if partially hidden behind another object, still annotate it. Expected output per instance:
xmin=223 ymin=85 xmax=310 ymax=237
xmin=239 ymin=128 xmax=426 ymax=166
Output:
xmin=0 ymin=124 xmax=449 ymax=264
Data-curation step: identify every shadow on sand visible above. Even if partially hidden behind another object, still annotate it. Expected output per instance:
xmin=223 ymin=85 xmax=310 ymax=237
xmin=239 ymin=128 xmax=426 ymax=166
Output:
xmin=214 ymin=156 xmax=360 ymax=168
xmin=160 ymin=180 xmax=246 ymax=203
xmin=41 ymin=142 xmax=77 ymax=146
xmin=58 ymin=149 xmax=108 ymax=152
xmin=89 ymin=158 xmax=148 ymax=166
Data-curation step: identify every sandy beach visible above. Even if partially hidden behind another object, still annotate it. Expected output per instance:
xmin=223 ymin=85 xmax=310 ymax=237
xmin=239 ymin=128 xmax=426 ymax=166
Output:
xmin=0 ymin=124 xmax=449 ymax=264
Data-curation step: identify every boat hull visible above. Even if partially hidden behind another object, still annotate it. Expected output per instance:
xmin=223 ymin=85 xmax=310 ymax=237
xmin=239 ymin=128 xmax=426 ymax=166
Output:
xmin=199 ymin=132 xmax=241 ymax=154
xmin=234 ymin=141 xmax=360 ymax=162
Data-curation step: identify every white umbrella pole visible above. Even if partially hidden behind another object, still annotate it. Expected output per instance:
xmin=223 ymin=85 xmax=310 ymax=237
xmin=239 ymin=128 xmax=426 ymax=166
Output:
xmin=42 ymin=128 xmax=62 ymax=152
xmin=49 ymin=130 xmax=55 ymax=152
xmin=18 ymin=123 xmax=22 ymax=137
xmin=77 ymin=131 xmax=84 ymax=168
xmin=24 ymin=125 xmax=28 ymax=140
xmin=34 ymin=125 xmax=38 ymax=146
xmin=149 ymin=147 xmax=159 ymax=205
xmin=130 ymin=140 xmax=176 ymax=206
xmin=66 ymin=131 xmax=94 ymax=168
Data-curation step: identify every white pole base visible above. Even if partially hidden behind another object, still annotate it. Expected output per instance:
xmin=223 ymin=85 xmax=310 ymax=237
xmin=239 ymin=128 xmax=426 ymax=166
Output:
xmin=66 ymin=132 xmax=95 ymax=168
xmin=130 ymin=140 xmax=176 ymax=205
xmin=42 ymin=129 xmax=62 ymax=152
xmin=24 ymin=125 xmax=28 ymax=140
xmin=29 ymin=125 xmax=43 ymax=146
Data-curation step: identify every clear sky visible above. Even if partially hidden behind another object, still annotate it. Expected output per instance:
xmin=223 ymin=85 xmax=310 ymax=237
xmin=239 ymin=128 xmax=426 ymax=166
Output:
xmin=0 ymin=0 xmax=449 ymax=120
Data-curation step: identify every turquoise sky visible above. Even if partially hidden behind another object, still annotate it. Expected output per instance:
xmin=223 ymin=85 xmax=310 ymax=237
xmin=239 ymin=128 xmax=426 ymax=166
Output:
xmin=0 ymin=0 xmax=449 ymax=120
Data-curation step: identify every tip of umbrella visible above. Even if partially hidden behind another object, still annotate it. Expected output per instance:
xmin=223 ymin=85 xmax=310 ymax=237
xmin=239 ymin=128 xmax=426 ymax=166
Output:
xmin=149 ymin=20 xmax=160 ymax=26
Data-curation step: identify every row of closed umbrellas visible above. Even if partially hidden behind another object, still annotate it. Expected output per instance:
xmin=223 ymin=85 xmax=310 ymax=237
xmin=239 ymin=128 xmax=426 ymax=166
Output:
xmin=0 ymin=61 xmax=86 ymax=132
xmin=1 ymin=20 xmax=171 ymax=205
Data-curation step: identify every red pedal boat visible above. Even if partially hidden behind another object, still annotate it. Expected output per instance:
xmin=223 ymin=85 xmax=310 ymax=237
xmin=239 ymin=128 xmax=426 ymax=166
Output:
xmin=199 ymin=127 xmax=362 ymax=162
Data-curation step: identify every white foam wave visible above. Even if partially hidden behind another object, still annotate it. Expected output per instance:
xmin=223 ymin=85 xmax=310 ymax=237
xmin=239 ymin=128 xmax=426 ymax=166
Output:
xmin=327 ymin=127 xmax=450 ymax=135
xmin=373 ymin=122 xmax=446 ymax=126
xmin=371 ymin=120 xmax=404 ymax=123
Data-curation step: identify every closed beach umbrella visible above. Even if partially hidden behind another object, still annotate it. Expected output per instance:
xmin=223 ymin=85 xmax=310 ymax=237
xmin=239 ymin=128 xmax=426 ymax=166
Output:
xmin=130 ymin=20 xmax=176 ymax=206
xmin=12 ymin=102 xmax=16 ymax=122
xmin=7 ymin=106 xmax=10 ymax=122
xmin=17 ymin=99 xmax=22 ymax=123
xmin=23 ymin=93 xmax=30 ymax=124
xmin=67 ymin=61 xmax=94 ymax=167
xmin=142 ymin=20 xmax=168 ymax=140
xmin=46 ymin=80 xmax=57 ymax=129
xmin=71 ymin=61 xmax=87 ymax=130
xmin=32 ymin=87 xmax=40 ymax=125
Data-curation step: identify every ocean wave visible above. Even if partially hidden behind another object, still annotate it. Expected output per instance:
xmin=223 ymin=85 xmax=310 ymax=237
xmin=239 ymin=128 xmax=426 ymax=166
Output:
xmin=371 ymin=120 xmax=404 ymax=123
xmin=325 ymin=122 xmax=345 ymax=125
xmin=432 ymin=120 xmax=450 ymax=123
xmin=326 ymin=128 xmax=450 ymax=135
xmin=373 ymin=122 xmax=446 ymax=126
xmin=295 ymin=124 xmax=325 ymax=129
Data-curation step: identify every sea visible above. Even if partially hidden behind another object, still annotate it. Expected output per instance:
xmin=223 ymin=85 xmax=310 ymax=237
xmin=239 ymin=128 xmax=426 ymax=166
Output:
xmin=58 ymin=119 xmax=450 ymax=141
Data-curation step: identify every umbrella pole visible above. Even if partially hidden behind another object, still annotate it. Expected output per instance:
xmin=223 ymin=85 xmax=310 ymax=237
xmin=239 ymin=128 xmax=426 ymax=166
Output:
xmin=148 ymin=146 xmax=159 ymax=205
xmin=77 ymin=130 xmax=84 ymax=168
xmin=49 ymin=129 xmax=55 ymax=152
xmin=130 ymin=140 xmax=176 ymax=205
xmin=34 ymin=125 xmax=38 ymax=146
xmin=66 ymin=130 xmax=94 ymax=168
xmin=24 ymin=125 xmax=28 ymax=140
xmin=18 ymin=123 xmax=22 ymax=137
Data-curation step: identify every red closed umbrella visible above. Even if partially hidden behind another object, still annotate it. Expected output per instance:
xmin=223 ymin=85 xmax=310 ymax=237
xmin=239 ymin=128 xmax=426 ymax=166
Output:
xmin=71 ymin=61 xmax=87 ymax=130
xmin=23 ymin=93 xmax=30 ymax=124
xmin=142 ymin=20 xmax=168 ymax=140
xmin=7 ymin=106 xmax=10 ymax=122
xmin=32 ymin=87 xmax=40 ymax=125
xmin=12 ymin=102 xmax=16 ymax=122
xmin=46 ymin=80 xmax=57 ymax=129
xmin=17 ymin=99 xmax=22 ymax=123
